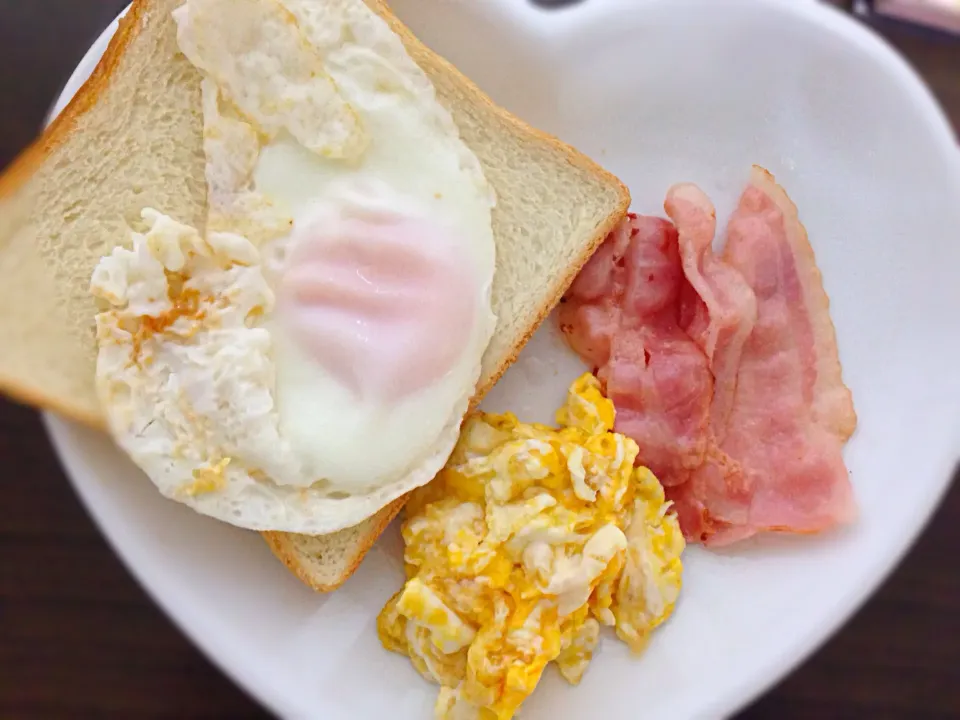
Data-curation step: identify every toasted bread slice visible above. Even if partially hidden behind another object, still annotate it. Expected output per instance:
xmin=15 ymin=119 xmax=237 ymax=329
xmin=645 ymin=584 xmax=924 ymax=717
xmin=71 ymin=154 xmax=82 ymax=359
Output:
xmin=0 ymin=0 xmax=629 ymax=591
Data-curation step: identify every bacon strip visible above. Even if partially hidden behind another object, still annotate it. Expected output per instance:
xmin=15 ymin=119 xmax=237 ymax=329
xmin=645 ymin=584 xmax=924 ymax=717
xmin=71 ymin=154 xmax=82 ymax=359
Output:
xmin=690 ymin=167 xmax=857 ymax=543
xmin=560 ymin=215 xmax=714 ymax=486
xmin=665 ymin=183 xmax=758 ymax=439
xmin=561 ymin=167 xmax=857 ymax=546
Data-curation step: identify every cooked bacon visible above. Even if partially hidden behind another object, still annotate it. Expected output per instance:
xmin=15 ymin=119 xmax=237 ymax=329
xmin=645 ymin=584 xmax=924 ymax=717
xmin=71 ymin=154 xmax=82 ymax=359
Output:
xmin=560 ymin=216 xmax=634 ymax=369
xmin=559 ymin=215 xmax=714 ymax=485
xmin=693 ymin=167 xmax=857 ymax=542
xmin=746 ymin=169 xmax=857 ymax=443
xmin=561 ymin=167 xmax=857 ymax=546
xmin=665 ymin=184 xmax=758 ymax=438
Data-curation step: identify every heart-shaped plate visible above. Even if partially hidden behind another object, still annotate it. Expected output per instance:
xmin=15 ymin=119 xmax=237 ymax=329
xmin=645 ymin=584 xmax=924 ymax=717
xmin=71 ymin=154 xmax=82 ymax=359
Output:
xmin=45 ymin=1 xmax=960 ymax=718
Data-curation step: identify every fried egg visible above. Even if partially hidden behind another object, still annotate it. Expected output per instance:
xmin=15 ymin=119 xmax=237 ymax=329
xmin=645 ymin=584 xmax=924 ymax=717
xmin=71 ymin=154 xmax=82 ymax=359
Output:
xmin=378 ymin=374 xmax=685 ymax=720
xmin=89 ymin=0 xmax=496 ymax=533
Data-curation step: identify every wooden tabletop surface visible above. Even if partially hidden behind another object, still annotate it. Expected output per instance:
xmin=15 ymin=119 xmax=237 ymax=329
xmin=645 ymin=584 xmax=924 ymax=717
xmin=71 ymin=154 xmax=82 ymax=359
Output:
xmin=1 ymin=1 xmax=958 ymax=718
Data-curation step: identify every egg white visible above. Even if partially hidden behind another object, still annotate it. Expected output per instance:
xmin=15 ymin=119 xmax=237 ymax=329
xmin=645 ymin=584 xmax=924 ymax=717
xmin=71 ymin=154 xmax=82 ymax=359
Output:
xmin=89 ymin=0 xmax=497 ymax=534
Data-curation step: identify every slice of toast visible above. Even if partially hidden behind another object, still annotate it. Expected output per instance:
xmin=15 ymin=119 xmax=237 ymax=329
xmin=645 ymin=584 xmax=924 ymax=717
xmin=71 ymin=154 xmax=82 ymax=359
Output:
xmin=0 ymin=0 xmax=629 ymax=591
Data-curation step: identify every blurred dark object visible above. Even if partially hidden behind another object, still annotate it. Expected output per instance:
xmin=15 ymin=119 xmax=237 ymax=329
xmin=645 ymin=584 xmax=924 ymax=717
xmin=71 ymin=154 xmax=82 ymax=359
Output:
xmin=529 ymin=0 xmax=587 ymax=7
xmin=851 ymin=2 xmax=960 ymax=137
xmin=856 ymin=0 xmax=960 ymax=36
xmin=0 ymin=1 xmax=958 ymax=719
xmin=0 ymin=0 xmax=126 ymax=170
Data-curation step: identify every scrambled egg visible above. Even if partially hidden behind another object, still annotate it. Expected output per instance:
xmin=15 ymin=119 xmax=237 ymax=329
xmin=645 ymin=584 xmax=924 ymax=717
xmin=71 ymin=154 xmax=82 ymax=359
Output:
xmin=378 ymin=374 xmax=685 ymax=720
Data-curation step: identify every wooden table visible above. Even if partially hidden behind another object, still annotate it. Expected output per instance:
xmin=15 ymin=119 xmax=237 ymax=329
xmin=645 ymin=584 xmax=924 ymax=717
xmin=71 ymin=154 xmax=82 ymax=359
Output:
xmin=1 ymin=1 xmax=957 ymax=717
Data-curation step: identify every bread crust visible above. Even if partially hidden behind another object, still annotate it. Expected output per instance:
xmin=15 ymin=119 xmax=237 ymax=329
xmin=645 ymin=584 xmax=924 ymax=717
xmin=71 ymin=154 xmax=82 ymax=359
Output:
xmin=261 ymin=496 xmax=406 ymax=592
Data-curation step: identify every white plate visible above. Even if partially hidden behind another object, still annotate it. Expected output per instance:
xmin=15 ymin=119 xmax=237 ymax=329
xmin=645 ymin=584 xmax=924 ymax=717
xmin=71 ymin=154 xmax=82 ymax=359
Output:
xmin=44 ymin=1 xmax=960 ymax=718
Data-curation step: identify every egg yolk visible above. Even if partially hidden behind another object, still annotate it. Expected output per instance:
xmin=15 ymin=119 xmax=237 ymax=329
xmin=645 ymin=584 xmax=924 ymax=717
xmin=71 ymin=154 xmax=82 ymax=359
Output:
xmin=378 ymin=373 xmax=685 ymax=720
xmin=278 ymin=210 xmax=478 ymax=401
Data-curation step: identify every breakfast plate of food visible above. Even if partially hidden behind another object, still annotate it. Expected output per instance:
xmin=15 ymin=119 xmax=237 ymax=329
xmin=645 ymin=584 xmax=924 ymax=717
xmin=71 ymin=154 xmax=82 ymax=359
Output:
xmin=1 ymin=0 xmax=958 ymax=718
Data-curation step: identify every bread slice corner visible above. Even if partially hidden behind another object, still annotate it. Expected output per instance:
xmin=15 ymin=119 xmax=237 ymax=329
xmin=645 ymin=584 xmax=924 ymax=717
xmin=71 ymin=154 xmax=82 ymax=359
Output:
xmin=262 ymin=496 xmax=406 ymax=592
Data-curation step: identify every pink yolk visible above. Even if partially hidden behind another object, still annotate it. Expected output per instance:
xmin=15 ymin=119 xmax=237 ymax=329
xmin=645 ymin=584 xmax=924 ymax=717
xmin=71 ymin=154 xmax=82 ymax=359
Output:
xmin=277 ymin=211 xmax=478 ymax=401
